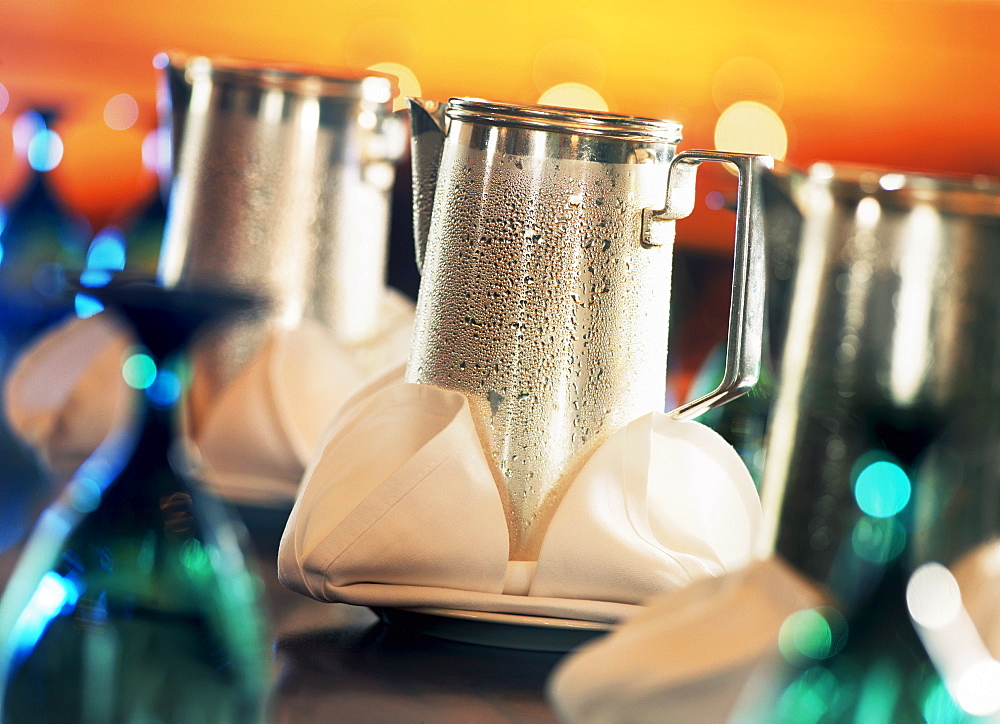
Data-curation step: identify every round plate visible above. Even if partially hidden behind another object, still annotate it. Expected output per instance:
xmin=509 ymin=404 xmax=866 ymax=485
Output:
xmin=373 ymin=606 xmax=613 ymax=652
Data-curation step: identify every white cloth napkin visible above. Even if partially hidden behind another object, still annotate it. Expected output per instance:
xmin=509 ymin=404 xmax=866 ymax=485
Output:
xmin=278 ymin=381 xmax=762 ymax=624
xmin=546 ymin=557 xmax=827 ymax=722
xmin=197 ymin=291 xmax=414 ymax=505
xmin=949 ymin=539 xmax=1000 ymax=658
xmin=3 ymin=314 xmax=133 ymax=483
xmin=2 ymin=290 xmax=414 ymax=504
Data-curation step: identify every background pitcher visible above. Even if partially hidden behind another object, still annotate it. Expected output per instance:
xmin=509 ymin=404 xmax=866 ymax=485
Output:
xmin=159 ymin=55 xmax=405 ymax=432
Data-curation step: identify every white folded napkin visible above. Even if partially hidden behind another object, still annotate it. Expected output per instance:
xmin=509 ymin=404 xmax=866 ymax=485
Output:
xmin=3 ymin=313 xmax=133 ymax=483
xmin=2 ymin=290 xmax=415 ymax=505
xmin=196 ymin=291 xmax=414 ymax=504
xmin=546 ymin=557 xmax=827 ymax=722
xmin=949 ymin=539 xmax=1000 ymax=658
xmin=278 ymin=382 xmax=762 ymax=624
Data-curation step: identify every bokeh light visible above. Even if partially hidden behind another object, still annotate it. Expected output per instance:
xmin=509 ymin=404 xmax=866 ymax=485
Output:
xmin=27 ymin=129 xmax=63 ymax=172
xmin=9 ymin=571 xmax=81 ymax=653
xmin=147 ymin=369 xmax=182 ymax=407
xmin=855 ymin=659 xmax=903 ymax=722
xmin=922 ymin=678 xmax=970 ymax=723
xmin=890 ymin=203 xmax=941 ymax=406
xmin=906 ymin=562 xmax=962 ymax=630
xmin=879 ymin=173 xmax=907 ymax=191
xmin=12 ymin=110 xmax=44 ymax=156
xmin=79 ymin=268 xmax=112 ymax=288
xmin=0 ymin=115 xmax=32 ymax=205
xmin=357 ymin=109 xmax=378 ymax=130
xmin=854 ymin=460 xmax=911 ymax=518
xmin=779 ymin=606 xmax=848 ymax=664
xmin=80 ymin=231 xmax=124 ymax=285
xmin=0 ymin=83 xmax=8 ymax=115
xmin=141 ymin=128 xmax=162 ymax=174
xmin=714 ymin=101 xmax=788 ymax=161
xmin=86 ymin=227 xmax=127 ymax=270
xmin=67 ymin=474 xmax=103 ymax=514
xmin=74 ymin=294 xmax=104 ymax=318
xmin=537 ymin=83 xmax=608 ymax=112
xmin=775 ymin=666 xmax=845 ymax=722
xmin=954 ymin=660 xmax=1000 ymax=717
xmin=851 ymin=515 xmax=907 ymax=563
xmin=104 ymin=93 xmax=139 ymax=130
xmin=367 ymin=63 xmax=420 ymax=112
xmin=180 ymin=538 xmax=211 ymax=576
xmin=360 ymin=76 xmax=393 ymax=105
xmin=122 ymin=352 xmax=158 ymax=389
xmin=855 ymin=196 xmax=881 ymax=228
xmin=705 ymin=190 xmax=725 ymax=210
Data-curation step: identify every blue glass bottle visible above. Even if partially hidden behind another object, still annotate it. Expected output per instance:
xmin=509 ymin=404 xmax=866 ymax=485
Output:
xmin=0 ymin=280 xmax=269 ymax=723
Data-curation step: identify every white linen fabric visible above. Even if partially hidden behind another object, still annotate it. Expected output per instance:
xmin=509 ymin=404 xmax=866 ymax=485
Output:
xmin=547 ymin=557 xmax=827 ymax=722
xmin=3 ymin=314 xmax=133 ymax=483
xmin=278 ymin=381 xmax=762 ymax=624
xmin=2 ymin=290 xmax=414 ymax=504
xmin=950 ymin=540 xmax=1000 ymax=658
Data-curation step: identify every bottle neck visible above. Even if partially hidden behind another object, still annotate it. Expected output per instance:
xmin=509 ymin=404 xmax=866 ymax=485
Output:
xmin=107 ymin=388 xmax=188 ymax=503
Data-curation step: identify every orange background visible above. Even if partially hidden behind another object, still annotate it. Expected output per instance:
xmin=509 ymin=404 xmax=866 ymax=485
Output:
xmin=2 ymin=0 xmax=999 ymax=249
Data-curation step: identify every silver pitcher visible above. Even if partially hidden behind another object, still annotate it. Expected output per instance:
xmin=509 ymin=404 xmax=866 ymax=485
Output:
xmin=157 ymin=54 xmax=405 ymax=430
xmin=757 ymin=163 xmax=1000 ymax=605
xmin=407 ymin=98 xmax=770 ymax=560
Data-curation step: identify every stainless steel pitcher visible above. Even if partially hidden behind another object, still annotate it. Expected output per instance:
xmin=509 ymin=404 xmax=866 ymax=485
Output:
xmin=157 ymin=54 xmax=405 ymax=430
xmin=407 ymin=98 xmax=770 ymax=560
xmin=757 ymin=163 xmax=1000 ymax=606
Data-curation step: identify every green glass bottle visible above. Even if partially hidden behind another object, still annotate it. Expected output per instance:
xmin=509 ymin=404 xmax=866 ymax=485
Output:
xmin=688 ymin=339 xmax=776 ymax=488
xmin=736 ymin=399 xmax=996 ymax=723
xmin=753 ymin=566 xmax=977 ymax=723
xmin=0 ymin=280 xmax=269 ymax=723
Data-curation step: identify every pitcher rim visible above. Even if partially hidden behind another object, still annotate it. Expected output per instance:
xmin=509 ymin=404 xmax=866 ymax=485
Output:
xmin=805 ymin=161 xmax=1000 ymax=216
xmin=446 ymin=97 xmax=683 ymax=144
xmin=173 ymin=52 xmax=398 ymax=101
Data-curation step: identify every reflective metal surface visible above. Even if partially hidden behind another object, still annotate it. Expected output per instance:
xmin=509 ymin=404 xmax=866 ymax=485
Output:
xmin=157 ymin=54 xmax=405 ymax=430
xmin=758 ymin=163 xmax=1000 ymax=603
xmin=407 ymin=98 xmax=768 ymax=559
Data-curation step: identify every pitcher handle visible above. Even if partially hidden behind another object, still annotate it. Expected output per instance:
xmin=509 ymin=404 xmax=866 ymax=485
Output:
xmin=645 ymin=150 xmax=771 ymax=421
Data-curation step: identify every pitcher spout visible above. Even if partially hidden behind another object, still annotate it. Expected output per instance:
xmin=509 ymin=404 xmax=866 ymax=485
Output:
xmin=407 ymin=98 xmax=448 ymax=270
xmin=154 ymin=50 xmax=194 ymax=201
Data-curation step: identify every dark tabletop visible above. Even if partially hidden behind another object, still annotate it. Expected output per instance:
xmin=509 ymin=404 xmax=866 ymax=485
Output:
xmin=244 ymin=505 xmax=566 ymax=723
xmin=0 ymin=437 xmax=565 ymax=724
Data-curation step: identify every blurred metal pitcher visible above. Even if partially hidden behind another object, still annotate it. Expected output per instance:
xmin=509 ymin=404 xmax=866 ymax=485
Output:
xmin=407 ymin=98 xmax=771 ymax=559
xmin=157 ymin=54 xmax=405 ymax=430
xmin=757 ymin=163 xmax=1000 ymax=606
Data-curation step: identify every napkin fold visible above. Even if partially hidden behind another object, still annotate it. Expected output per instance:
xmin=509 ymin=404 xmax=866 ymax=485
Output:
xmin=278 ymin=382 xmax=762 ymax=624
xmin=547 ymin=557 xmax=827 ymax=722
xmin=950 ymin=539 xmax=1000 ymax=659
xmin=2 ymin=290 xmax=414 ymax=504
xmin=3 ymin=314 xmax=133 ymax=483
